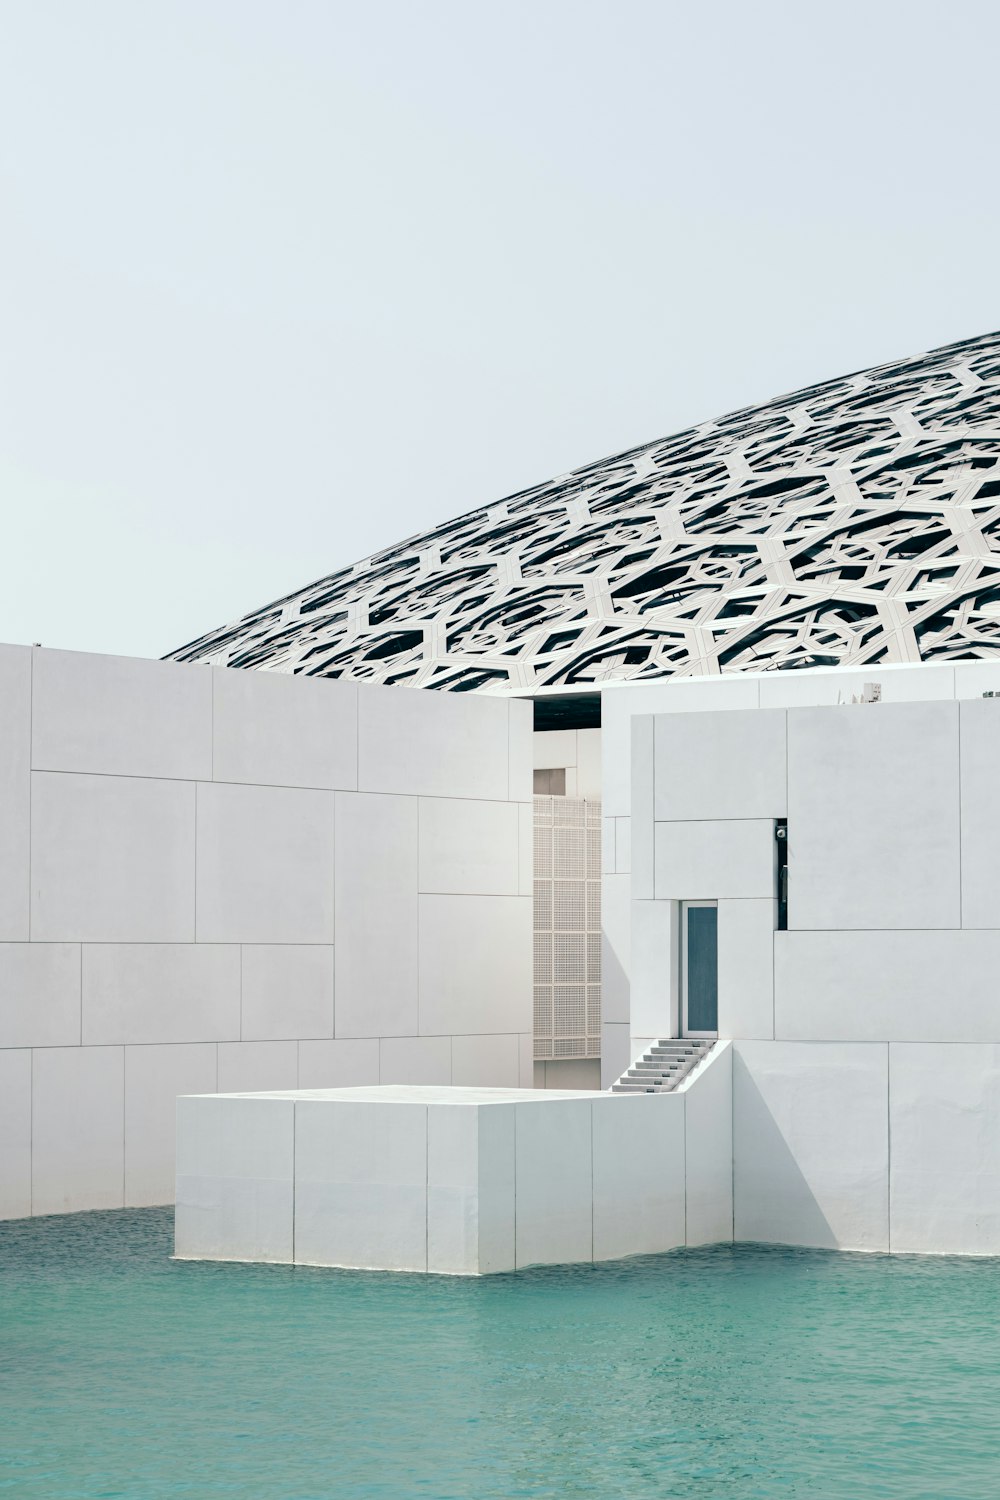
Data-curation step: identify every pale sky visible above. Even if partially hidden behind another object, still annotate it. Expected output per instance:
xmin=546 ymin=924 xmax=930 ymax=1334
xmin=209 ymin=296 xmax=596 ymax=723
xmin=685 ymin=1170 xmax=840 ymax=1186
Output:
xmin=3 ymin=0 xmax=998 ymax=660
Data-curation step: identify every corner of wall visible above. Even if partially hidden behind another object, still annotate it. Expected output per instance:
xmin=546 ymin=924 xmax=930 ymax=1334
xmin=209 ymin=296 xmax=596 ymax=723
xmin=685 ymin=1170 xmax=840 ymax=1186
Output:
xmin=681 ymin=1040 xmax=733 ymax=1246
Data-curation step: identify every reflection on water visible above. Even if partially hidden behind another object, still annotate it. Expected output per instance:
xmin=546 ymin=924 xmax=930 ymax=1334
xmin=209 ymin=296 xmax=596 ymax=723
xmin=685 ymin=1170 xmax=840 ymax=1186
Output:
xmin=2 ymin=1208 xmax=999 ymax=1499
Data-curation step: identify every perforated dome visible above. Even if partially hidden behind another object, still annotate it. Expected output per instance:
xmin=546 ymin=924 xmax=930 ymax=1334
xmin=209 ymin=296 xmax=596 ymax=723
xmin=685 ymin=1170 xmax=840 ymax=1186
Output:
xmin=169 ymin=330 xmax=1000 ymax=691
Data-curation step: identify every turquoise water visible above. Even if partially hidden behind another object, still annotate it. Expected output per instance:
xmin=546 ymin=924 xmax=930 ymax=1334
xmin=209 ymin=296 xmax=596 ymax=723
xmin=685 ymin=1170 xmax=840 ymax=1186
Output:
xmin=2 ymin=1211 xmax=999 ymax=1499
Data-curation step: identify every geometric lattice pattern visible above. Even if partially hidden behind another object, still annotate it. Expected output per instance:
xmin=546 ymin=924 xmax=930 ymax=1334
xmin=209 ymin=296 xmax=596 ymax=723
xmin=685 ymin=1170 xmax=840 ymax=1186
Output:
xmin=533 ymin=796 xmax=602 ymax=1062
xmin=169 ymin=330 xmax=1000 ymax=689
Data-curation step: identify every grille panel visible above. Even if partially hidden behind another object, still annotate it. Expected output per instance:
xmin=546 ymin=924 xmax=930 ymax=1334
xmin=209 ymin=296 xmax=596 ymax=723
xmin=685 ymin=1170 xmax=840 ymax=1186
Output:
xmin=533 ymin=795 xmax=601 ymax=1060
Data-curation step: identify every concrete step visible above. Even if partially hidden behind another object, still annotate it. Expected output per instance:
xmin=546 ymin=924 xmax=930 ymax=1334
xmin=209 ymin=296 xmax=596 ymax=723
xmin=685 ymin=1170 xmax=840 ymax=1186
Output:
xmin=611 ymin=1037 xmax=717 ymax=1095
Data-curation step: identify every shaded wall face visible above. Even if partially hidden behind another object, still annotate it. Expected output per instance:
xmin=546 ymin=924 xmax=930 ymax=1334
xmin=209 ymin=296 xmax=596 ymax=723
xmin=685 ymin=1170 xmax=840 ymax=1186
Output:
xmin=625 ymin=686 xmax=1000 ymax=1254
xmin=0 ymin=645 xmax=533 ymax=1219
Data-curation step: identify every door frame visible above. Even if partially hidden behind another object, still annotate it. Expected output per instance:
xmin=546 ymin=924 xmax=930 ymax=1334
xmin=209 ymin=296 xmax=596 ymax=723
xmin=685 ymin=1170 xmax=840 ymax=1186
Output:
xmin=680 ymin=899 xmax=719 ymax=1039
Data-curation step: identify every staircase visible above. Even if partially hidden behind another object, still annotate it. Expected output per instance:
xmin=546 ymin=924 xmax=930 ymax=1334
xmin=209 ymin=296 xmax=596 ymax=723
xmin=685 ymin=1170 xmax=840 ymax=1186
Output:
xmin=610 ymin=1038 xmax=714 ymax=1093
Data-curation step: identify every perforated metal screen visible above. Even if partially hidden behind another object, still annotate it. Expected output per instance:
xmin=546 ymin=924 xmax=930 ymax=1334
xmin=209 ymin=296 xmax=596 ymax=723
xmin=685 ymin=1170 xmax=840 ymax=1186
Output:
xmin=533 ymin=795 xmax=601 ymax=1060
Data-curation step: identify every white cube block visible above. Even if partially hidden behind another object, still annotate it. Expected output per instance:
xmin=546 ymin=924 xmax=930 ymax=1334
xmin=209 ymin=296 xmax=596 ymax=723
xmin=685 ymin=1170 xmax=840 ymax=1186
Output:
xmin=175 ymin=1094 xmax=295 ymax=1262
xmin=682 ymin=1041 xmax=733 ymax=1245
xmin=427 ymin=1102 xmax=515 ymax=1274
xmin=592 ymin=1093 xmax=685 ymax=1261
xmin=294 ymin=1099 xmax=428 ymax=1272
xmin=514 ymin=1097 xmax=593 ymax=1268
xmin=174 ymin=1080 xmax=733 ymax=1274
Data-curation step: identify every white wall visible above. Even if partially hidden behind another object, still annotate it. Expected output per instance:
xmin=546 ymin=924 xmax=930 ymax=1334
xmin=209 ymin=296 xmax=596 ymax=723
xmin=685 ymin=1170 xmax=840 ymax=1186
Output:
xmin=733 ymin=1039 xmax=1000 ymax=1255
xmin=175 ymin=1044 xmax=733 ymax=1272
xmin=603 ymin=658 xmax=1000 ymax=1081
xmin=622 ymin=661 xmax=1000 ymax=1253
xmin=0 ymin=643 xmax=533 ymax=1218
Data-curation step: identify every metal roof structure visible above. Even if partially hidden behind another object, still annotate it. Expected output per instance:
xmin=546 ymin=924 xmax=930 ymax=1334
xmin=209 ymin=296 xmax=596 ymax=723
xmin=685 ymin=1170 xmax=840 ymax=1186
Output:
xmin=169 ymin=330 xmax=1000 ymax=691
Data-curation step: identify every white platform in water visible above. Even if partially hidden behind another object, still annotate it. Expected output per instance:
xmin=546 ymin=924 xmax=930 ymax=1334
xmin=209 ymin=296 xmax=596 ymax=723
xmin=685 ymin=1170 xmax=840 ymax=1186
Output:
xmin=174 ymin=1062 xmax=731 ymax=1274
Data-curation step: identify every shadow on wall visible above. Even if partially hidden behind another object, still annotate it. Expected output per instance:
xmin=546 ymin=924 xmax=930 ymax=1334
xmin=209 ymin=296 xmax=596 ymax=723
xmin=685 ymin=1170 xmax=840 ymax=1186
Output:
xmin=732 ymin=1050 xmax=837 ymax=1250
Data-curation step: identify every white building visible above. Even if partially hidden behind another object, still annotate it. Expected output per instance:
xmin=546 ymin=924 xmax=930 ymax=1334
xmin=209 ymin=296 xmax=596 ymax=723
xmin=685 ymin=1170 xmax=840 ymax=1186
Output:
xmin=5 ymin=329 xmax=1000 ymax=1266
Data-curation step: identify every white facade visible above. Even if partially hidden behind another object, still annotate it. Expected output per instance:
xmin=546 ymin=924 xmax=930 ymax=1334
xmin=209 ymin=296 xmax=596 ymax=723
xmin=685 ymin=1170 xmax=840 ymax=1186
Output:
xmin=175 ymin=1045 xmax=732 ymax=1274
xmin=8 ymin=638 xmax=1000 ymax=1264
xmin=601 ymin=659 xmax=1000 ymax=1084
xmin=617 ymin=659 xmax=1000 ymax=1255
xmin=0 ymin=644 xmax=533 ymax=1219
